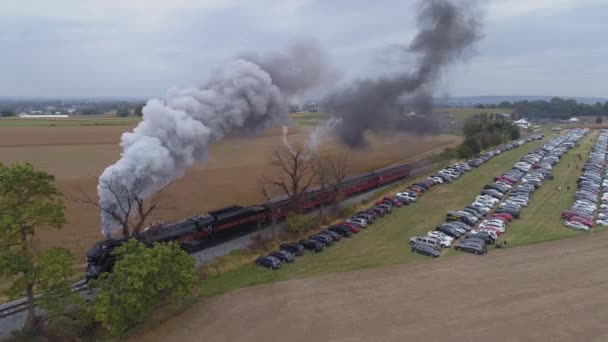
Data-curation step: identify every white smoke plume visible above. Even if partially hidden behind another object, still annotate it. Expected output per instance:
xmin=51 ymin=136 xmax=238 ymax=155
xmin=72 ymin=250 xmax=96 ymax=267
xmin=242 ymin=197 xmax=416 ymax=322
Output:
xmin=98 ymin=39 xmax=331 ymax=238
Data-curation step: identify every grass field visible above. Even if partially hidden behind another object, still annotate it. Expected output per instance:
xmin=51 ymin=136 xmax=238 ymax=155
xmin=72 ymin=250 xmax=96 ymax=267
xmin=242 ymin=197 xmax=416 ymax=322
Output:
xmin=435 ymin=107 xmax=514 ymax=122
xmin=198 ymin=136 xmax=548 ymax=298
xmin=0 ymin=123 xmax=460 ymax=261
xmin=0 ymin=115 xmax=141 ymax=127
xmin=500 ymin=130 xmax=599 ymax=246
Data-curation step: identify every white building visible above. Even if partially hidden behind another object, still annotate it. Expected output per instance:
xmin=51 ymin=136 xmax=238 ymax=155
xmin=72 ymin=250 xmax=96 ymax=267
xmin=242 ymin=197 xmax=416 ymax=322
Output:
xmin=567 ymin=117 xmax=580 ymax=123
xmin=18 ymin=114 xmax=69 ymax=118
xmin=513 ymin=118 xmax=531 ymax=129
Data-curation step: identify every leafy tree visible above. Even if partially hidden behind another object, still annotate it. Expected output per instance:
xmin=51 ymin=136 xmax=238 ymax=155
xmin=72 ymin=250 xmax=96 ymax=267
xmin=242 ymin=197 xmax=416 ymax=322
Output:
xmin=116 ymin=107 xmax=130 ymax=117
xmin=596 ymin=116 xmax=603 ymax=124
xmin=463 ymin=136 xmax=481 ymax=155
xmin=0 ymin=109 xmax=15 ymax=117
xmin=0 ymin=163 xmax=66 ymax=331
xmin=89 ymin=240 xmax=198 ymax=336
xmin=134 ymin=104 xmax=144 ymax=117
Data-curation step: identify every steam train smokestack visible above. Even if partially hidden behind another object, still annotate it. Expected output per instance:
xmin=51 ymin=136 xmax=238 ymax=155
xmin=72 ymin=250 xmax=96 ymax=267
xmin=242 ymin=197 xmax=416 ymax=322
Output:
xmin=322 ymin=0 xmax=483 ymax=147
xmin=98 ymin=38 xmax=330 ymax=238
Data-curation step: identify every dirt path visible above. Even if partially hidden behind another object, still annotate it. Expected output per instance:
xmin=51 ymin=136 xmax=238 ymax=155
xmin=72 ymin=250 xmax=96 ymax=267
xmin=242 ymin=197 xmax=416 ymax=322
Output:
xmin=136 ymin=232 xmax=608 ymax=342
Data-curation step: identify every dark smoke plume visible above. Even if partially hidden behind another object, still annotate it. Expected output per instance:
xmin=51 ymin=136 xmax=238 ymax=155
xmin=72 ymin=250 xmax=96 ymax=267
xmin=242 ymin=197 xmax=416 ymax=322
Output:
xmin=322 ymin=0 xmax=483 ymax=147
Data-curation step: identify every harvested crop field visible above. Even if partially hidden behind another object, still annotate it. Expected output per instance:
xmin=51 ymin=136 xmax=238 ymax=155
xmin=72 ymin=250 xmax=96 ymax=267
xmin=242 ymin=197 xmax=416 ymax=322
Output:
xmin=0 ymin=124 xmax=460 ymax=258
xmin=136 ymin=232 xmax=608 ymax=342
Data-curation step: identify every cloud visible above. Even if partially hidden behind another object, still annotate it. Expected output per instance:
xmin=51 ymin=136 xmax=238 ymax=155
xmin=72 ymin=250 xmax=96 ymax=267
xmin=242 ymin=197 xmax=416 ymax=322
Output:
xmin=0 ymin=0 xmax=607 ymax=98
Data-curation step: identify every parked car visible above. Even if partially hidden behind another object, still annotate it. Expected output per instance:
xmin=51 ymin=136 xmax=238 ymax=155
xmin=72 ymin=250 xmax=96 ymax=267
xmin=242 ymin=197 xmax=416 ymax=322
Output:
xmin=454 ymin=239 xmax=487 ymax=255
xmin=409 ymin=236 xmax=442 ymax=249
xmin=564 ymin=220 xmax=591 ymax=231
xmin=328 ymin=226 xmax=352 ymax=237
xmin=310 ymin=234 xmax=334 ymax=246
xmin=298 ymin=239 xmax=324 ymax=252
xmin=255 ymin=256 xmax=281 ymax=270
xmin=269 ymin=250 xmax=295 ymax=263
xmin=411 ymin=242 xmax=441 ymax=258
xmin=279 ymin=243 xmax=304 ymax=256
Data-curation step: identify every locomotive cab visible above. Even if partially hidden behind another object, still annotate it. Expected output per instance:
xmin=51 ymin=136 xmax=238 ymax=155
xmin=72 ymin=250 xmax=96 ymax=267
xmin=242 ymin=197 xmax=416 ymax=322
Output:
xmin=85 ymin=238 xmax=127 ymax=282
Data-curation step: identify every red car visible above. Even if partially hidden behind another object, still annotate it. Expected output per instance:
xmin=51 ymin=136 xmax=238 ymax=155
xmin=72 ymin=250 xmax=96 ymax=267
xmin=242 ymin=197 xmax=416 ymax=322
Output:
xmin=383 ymin=197 xmax=404 ymax=207
xmin=491 ymin=213 xmax=513 ymax=222
xmin=338 ymin=222 xmax=361 ymax=233
xmin=561 ymin=211 xmax=593 ymax=226
xmin=494 ymin=176 xmax=516 ymax=185
xmin=570 ymin=216 xmax=593 ymax=228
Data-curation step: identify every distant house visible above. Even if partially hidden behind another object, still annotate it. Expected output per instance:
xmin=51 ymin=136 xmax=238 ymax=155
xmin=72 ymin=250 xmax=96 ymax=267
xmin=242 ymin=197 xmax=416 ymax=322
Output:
xmin=514 ymin=118 xmax=530 ymax=129
xmin=18 ymin=114 xmax=69 ymax=118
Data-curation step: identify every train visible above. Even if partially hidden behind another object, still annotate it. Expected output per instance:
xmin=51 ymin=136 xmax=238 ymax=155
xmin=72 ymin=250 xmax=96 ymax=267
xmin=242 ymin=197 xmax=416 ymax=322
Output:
xmin=85 ymin=163 xmax=412 ymax=280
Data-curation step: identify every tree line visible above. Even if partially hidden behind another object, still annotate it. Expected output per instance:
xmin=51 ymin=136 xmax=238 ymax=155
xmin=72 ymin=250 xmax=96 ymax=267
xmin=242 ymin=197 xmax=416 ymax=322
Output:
xmin=475 ymin=97 xmax=608 ymax=120
xmin=445 ymin=114 xmax=521 ymax=159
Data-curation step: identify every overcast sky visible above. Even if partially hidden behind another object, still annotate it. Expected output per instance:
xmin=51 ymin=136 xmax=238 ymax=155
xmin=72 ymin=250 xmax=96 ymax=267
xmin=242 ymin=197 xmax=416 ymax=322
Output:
xmin=1 ymin=0 xmax=607 ymax=99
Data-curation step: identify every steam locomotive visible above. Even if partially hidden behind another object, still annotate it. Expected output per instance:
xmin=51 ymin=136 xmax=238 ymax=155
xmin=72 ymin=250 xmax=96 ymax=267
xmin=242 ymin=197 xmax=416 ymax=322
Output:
xmin=85 ymin=163 xmax=411 ymax=280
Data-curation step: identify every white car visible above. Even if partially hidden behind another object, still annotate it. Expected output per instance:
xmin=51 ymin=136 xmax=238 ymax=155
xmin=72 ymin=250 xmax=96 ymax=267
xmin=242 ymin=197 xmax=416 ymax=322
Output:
xmin=396 ymin=192 xmax=417 ymax=202
xmin=427 ymin=231 xmax=454 ymax=242
xmin=507 ymin=198 xmax=528 ymax=207
xmin=471 ymin=203 xmax=491 ymax=214
xmin=347 ymin=218 xmax=368 ymax=228
xmin=426 ymin=232 xmax=452 ymax=247
xmin=430 ymin=177 xmax=444 ymax=184
xmin=479 ymin=223 xmax=505 ymax=233
xmin=565 ymin=220 xmax=590 ymax=231
xmin=598 ymin=212 xmax=608 ymax=219
xmin=596 ymin=219 xmax=608 ymax=227
xmin=476 ymin=196 xmax=498 ymax=206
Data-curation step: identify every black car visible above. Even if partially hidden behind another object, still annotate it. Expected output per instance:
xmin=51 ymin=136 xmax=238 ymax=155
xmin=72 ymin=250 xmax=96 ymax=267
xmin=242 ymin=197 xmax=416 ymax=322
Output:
xmin=356 ymin=212 xmax=375 ymax=222
xmin=436 ymin=224 xmax=462 ymax=238
xmin=269 ymin=250 xmax=295 ymax=263
xmin=370 ymin=206 xmax=386 ymax=216
xmin=468 ymin=232 xmax=495 ymax=245
xmin=328 ymin=225 xmax=352 ymax=237
xmin=320 ymin=230 xmax=342 ymax=241
xmin=454 ymin=240 xmax=487 ymax=255
xmin=255 ymin=256 xmax=281 ymax=270
xmin=280 ymin=243 xmax=305 ymax=256
xmin=481 ymin=189 xmax=504 ymax=199
xmin=495 ymin=205 xmax=521 ymax=219
xmin=310 ymin=234 xmax=334 ymax=246
xmin=298 ymin=239 xmax=324 ymax=252
xmin=411 ymin=242 xmax=441 ymax=258
xmin=463 ymin=207 xmax=484 ymax=219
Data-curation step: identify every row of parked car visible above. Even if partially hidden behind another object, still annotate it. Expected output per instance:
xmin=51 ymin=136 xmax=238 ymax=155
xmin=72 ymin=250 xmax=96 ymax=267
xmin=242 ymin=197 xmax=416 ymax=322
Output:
xmin=562 ymin=130 xmax=608 ymax=231
xmin=255 ymin=194 xmax=401 ymax=269
xmin=408 ymin=134 xmax=545 ymax=257
xmin=492 ymin=130 xmax=586 ymax=222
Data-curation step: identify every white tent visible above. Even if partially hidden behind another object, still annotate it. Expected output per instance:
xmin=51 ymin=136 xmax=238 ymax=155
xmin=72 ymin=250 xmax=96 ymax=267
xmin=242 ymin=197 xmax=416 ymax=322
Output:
xmin=567 ymin=117 xmax=580 ymax=122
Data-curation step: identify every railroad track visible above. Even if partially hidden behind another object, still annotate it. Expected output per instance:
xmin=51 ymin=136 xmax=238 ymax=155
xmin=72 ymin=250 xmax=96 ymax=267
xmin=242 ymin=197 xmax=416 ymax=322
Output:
xmin=0 ymin=280 xmax=87 ymax=319
xmin=0 ymin=162 xmax=443 ymax=322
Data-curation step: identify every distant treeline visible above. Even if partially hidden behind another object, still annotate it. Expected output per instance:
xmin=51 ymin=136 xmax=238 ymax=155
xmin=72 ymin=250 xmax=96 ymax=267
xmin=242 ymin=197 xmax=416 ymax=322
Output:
xmin=475 ymin=97 xmax=608 ymax=119
xmin=444 ymin=114 xmax=521 ymax=159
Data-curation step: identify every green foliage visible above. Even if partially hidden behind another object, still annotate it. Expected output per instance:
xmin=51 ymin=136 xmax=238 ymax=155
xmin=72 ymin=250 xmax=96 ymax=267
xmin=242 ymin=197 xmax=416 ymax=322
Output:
xmin=0 ymin=163 xmax=68 ymax=330
xmin=1 ymin=108 xmax=15 ymax=117
xmin=285 ymin=214 xmax=317 ymax=233
xmin=456 ymin=144 xmax=474 ymax=158
xmin=596 ymin=116 xmax=603 ymax=124
xmin=495 ymin=97 xmax=608 ymax=119
xmin=116 ymin=107 xmax=130 ymax=117
xmin=88 ymin=240 xmax=198 ymax=336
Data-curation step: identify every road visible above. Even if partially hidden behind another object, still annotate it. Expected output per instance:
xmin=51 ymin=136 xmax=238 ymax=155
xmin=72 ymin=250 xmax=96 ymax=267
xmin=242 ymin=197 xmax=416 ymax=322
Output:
xmin=137 ymin=231 xmax=608 ymax=342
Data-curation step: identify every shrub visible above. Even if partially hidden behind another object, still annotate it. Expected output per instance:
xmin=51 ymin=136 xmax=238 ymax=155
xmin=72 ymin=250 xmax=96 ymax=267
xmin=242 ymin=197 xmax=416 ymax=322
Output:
xmin=285 ymin=214 xmax=317 ymax=233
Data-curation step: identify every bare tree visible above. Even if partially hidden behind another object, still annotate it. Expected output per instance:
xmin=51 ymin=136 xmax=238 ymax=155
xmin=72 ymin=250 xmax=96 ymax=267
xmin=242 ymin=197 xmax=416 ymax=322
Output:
xmin=79 ymin=175 xmax=171 ymax=239
xmin=326 ymin=151 xmax=350 ymax=213
xmin=262 ymin=144 xmax=318 ymax=214
xmin=312 ymin=154 xmax=331 ymax=224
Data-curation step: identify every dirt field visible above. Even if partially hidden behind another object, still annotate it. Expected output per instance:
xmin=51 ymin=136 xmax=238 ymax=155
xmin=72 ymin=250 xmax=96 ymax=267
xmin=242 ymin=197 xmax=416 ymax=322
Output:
xmin=0 ymin=125 xmax=460 ymax=259
xmin=136 ymin=232 xmax=608 ymax=342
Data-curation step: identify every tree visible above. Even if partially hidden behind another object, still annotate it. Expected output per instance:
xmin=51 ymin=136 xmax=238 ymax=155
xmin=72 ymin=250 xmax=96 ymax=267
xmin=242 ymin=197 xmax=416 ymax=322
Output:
xmin=463 ymin=136 xmax=481 ymax=155
xmin=116 ymin=107 xmax=130 ymax=117
xmin=134 ymin=104 xmax=144 ymax=118
xmin=325 ymin=151 xmax=349 ymax=214
xmin=312 ymin=154 xmax=331 ymax=223
xmin=596 ymin=116 xmax=603 ymax=124
xmin=262 ymin=144 xmax=318 ymax=214
xmin=88 ymin=240 xmax=198 ymax=336
xmin=0 ymin=109 xmax=15 ymax=117
xmin=79 ymin=175 xmax=170 ymax=239
xmin=0 ymin=163 xmax=66 ymax=331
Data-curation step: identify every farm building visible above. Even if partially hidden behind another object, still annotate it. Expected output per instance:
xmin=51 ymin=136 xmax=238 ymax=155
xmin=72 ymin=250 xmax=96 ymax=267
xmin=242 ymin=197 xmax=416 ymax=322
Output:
xmin=18 ymin=113 xmax=69 ymax=118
